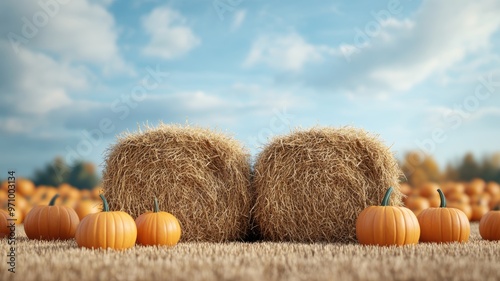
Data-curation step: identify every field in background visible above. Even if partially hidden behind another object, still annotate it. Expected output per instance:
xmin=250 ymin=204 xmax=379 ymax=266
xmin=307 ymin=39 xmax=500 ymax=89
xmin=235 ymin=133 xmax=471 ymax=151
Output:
xmin=1 ymin=224 xmax=499 ymax=281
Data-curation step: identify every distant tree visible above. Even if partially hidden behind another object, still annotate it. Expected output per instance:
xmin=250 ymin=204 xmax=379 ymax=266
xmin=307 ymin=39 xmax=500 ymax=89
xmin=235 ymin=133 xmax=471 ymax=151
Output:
xmin=456 ymin=153 xmax=480 ymax=181
xmin=66 ymin=161 xmax=99 ymax=190
xmin=444 ymin=164 xmax=459 ymax=181
xmin=33 ymin=157 xmax=100 ymax=189
xmin=401 ymin=151 xmax=441 ymax=187
xmin=480 ymin=157 xmax=497 ymax=181
xmin=33 ymin=157 xmax=69 ymax=187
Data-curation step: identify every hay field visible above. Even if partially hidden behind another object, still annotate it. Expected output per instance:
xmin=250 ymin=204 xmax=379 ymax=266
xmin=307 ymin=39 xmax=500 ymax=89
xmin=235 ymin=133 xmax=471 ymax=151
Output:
xmin=1 ymin=224 xmax=499 ymax=281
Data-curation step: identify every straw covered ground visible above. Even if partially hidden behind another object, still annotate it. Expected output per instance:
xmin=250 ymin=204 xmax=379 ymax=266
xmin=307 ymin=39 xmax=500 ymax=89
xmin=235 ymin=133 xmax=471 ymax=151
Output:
xmin=1 ymin=224 xmax=499 ymax=281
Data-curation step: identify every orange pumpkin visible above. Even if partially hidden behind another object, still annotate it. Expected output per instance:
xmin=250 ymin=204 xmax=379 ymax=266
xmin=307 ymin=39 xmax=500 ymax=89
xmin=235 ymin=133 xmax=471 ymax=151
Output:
xmin=0 ymin=210 xmax=11 ymax=238
xmin=489 ymin=194 xmax=500 ymax=210
xmin=418 ymin=189 xmax=470 ymax=243
xmin=31 ymin=186 xmax=58 ymax=206
xmin=1 ymin=206 xmax=24 ymax=224
xmin=471 ymin=204 xmax=489 ymax=222
xmin=418 ymin=182 xmax=440 ymax=198
xmin=447 ymin=202 xmax=473 ymax=221
xmin=485 ymin=182 xmax=500 ymax=197
xmin=405 ymin=196 xmax=430 ymax=214
xmin=400 ymin=183 xmax=412 ymax=196
xmin=58 ymin=184 xmax=81 ymax=201
xmin=24 ymin=194 xmax=80 ymax=240
xmin=447 ymin=192 xmax=470 ymax=205
xmin=136 ymin=197 xmax=182 ymax=246
xmin=466 ymin=178 xmax=486 ymax=196
xmin=91 ymin=186 xmax=103 ymax=200
xmin=479 ymin=205 xmax=500 ymax=241
xmin=428 ymin=196 xmax=441 ymax=208
xmin=76 ymin=194 xmax=137 ymax=250
xmin=443 ymin=182 xmax=465 ymax=195
xmin=74 ymin=200 xmax=101 ymax=220
xmin=0 ymin=190 xmax=7 ymax=202
xmin=16 ymin=178 xmax=35 ymax=197
xmin=0 ymin=181 xmax=8 ymax=192
xmin=356 ymin=187 xmax=420 ymax=246
xmin=80 ymin=189 xmax=93 ymax=200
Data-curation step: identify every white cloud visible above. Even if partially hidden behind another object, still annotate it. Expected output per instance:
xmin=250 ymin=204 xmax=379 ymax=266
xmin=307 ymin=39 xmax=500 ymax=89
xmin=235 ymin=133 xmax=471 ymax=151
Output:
xmin=244 ymin=33 xmax=326 ymax=71
xmin=263 ymin=0 xmax=500 ymax=97
xmin=0 ymin=0 xmax=130 ymax=75
xmin=0 ymin=41 xmax=88 ymax=116
xmin=142 ymin=6 xmax=200 ymax=60
xmin=231 ymin=10 xmax=246 ymax=31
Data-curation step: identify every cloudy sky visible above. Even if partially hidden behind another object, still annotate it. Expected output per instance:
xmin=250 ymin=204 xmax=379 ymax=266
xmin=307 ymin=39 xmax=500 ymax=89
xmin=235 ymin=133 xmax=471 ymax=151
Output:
xmin=1 ymin=0 xmax=499 ymax=177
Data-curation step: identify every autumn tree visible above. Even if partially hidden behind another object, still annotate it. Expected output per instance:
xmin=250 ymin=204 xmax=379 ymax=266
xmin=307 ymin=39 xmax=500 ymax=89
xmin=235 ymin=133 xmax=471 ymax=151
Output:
xmin=400 ymin=151 xmax=441 ymax=187
xmin=33 ymin=157 xmax=100 ymax=189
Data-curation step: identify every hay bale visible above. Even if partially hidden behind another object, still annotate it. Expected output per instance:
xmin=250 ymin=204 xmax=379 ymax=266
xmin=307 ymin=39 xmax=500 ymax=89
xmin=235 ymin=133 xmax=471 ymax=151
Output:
xmin=103 ymin=124 xmax=251 ymax=242
xmin=253 ymin=127 xmax=403 ymax=242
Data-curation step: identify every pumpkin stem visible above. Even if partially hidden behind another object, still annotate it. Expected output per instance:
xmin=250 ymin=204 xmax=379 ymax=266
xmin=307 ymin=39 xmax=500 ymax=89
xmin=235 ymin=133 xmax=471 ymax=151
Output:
xmin=49 ymin=194 xmax=60 ymax=206
xmin=381 ymin=187 xmax=393 ymax=206
xmin=154 ymin=196 xmax=159 ymax=213
xmin=99 ymin=194 xmax=110 ymax=212
xmin=438 ymin=189 xmax=446 ymax=208
xmin=494 ymin=204 xmax=500 ymax=211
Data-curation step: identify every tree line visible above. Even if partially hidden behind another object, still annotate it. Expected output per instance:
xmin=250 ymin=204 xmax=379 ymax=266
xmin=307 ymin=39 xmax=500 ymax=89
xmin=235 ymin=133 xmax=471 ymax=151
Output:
xmin=400 ymin=151 xmax=500 ymax=187
xmin=31 ymin=157 xmax=100 ymax=190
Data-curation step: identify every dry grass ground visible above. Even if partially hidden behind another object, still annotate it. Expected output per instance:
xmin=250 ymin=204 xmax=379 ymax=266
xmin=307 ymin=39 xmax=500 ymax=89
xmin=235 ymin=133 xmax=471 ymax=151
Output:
xmin=1 ymin=223 xmax=499 ymax=281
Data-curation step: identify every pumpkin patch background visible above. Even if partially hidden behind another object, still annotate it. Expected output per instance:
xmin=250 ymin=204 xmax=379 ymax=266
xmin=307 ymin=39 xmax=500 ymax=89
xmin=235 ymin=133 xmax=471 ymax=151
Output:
xmin=1 ymin=0 xmax=500 ymax=280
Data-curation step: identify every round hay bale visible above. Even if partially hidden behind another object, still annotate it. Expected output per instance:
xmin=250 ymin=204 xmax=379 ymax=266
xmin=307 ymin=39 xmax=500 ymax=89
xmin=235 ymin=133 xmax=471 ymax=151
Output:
xmin=253 ymin=126 xmax=403 ymax=242
xmin=103 ymin=124 xmax=251 ymax=242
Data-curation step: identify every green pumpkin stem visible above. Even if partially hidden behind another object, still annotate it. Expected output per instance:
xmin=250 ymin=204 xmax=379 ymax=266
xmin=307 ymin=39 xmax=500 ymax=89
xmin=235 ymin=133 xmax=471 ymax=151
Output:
xmin=99 ymin=194 xmax=110 ymax=212
xmin=381 ymin=187 xmax=393 ymax=206
xmin=49 ymin=194 xmax=60 ymax=206
xmin=154 ymin=197 xmax=159 ymax=213
xmin=438 ymin=189 xmax=446 ymax=208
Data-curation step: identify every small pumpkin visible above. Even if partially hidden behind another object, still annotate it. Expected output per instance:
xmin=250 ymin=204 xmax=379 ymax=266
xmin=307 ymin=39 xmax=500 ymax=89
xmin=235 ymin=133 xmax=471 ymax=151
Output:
xmin=24 ymin=194 xmax=80 ymax=240
xmin=405 ymin=196 xmax=430 ymax=216
xmin=31 ymin=186 xmax=58 ymax=206
xmin=356 ymin=187 xmax=420 ymax=246
xmin=400 ymin=183 xmax=412 ymax=196
xmin=418 ymin=182 xmax=440 ymax=198
xmin=74 ymin=200 xmax=101 ymax=220
xmin=136 ymin=197 xmax=181 ymax=246
xmin=443 ymin=182 xmax=465 ymax=195
xmin=446 ymin=192 xmax=470 ymax=205
xmin=0 ymin=210 xmax=10 ymax=238
xmin=417 ymin=189 xmax=470 ymax=243
xmin=428 ymin=196 xmax=441 ymax=208
xmin=471 ymin=204 xmax=489 ymax=222
xmin=76 ymin=194 xmax=137 ymax=250
xmin=466 ymin=178 xmax=486 ymax=196
xmin=479 ymin=205 xmax=500 ymax=241
xmin=16 ymin=178 xmax=35 ymax=197
xmin=485 ymin=182 xmax=500 ymax=197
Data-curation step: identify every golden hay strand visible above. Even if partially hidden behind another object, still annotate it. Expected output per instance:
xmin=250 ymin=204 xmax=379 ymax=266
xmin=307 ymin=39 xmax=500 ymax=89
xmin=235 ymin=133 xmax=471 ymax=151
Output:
xmin=102 ymin=123 xmax=251 ymax=242
xmin=253 ymin=126 xmax=404 ymax=242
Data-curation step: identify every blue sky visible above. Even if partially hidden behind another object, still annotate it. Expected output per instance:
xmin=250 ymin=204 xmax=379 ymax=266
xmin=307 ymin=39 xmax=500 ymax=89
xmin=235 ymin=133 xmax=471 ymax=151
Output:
xmin=1 ymin=0 xmax=499 ymax=177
